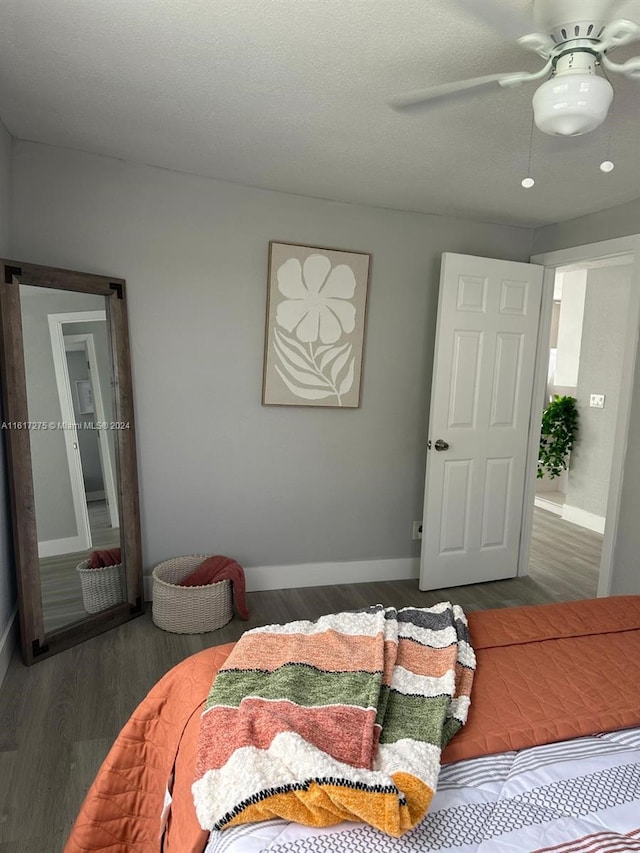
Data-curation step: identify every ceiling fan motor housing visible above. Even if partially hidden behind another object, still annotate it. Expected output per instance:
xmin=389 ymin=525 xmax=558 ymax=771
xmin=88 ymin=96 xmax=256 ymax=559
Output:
xmin=533 ymin=0 xmax=612 ymax=42
xmin=547 ymin=20 xmax=607 ymax=45
xmin=532 ymin=49 xmax=614 ymax=135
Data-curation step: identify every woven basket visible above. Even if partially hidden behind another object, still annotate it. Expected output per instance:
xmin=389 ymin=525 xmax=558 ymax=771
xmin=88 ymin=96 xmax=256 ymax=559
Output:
xmin=76 ymin=559 xmax=125 ymax=613
xmin=151 ymin=555 xmax=233 ymax=634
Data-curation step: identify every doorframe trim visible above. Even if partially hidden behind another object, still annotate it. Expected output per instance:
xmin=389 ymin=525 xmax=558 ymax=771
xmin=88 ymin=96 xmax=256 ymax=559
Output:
xmin=46 ymin=312 xmax=97 ymax=556
xmin=520 ymin=235 xmax=640 ymax=596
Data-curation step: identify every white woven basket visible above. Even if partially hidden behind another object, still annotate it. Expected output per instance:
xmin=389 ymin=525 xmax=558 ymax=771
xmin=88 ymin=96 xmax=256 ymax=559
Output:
xmin=76 ymin=559 xmax=125 ymax=614
xmin=151 ymin=555 xmax=233 ymax=634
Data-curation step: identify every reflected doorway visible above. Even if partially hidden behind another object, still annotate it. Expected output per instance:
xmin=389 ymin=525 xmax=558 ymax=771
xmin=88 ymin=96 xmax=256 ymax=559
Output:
xmin=24 ymin=304 xmax=123 ymax=634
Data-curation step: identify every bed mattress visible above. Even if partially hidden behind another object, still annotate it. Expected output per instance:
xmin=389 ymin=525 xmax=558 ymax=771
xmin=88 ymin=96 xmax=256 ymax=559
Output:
xmin=205 ymin=727 xmax=640 ymax=852
xmin=64 ymin=595 xmax=640 ymax=853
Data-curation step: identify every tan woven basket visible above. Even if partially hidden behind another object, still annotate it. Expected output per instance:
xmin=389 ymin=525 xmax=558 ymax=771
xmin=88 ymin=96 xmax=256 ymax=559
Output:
xmin=151 ymin=555 xmax=233 ymax=634
xmin=76 ymin=559 xmax=125 ymax=613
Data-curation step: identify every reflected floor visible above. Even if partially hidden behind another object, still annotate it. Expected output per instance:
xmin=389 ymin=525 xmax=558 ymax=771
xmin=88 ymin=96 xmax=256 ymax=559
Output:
xmin=40 ymin=500 xmax=120 ymax=634
xmin=88 ymin=498 xmax=112 ymax=531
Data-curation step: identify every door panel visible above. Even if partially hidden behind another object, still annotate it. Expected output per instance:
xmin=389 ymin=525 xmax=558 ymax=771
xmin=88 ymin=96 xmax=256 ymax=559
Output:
xmin=481 ymin=457 xmax=512 ymax=548
xmin=491 ymin=333 xmax=522 ymax=425
xmin=441 ymin=459 xmax=472 ymax=552
xmin=420 ymin=253 xmax=544 ymax=590
xmin=450 ymin=331 xmax=482 ymax=426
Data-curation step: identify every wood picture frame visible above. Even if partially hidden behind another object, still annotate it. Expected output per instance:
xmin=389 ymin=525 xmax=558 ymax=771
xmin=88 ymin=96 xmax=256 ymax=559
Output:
xmin=262 ymin=241 xmax=371 ymax=408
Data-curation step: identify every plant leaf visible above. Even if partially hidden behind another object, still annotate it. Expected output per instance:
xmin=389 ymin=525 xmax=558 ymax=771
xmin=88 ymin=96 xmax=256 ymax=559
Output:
xmin=273 ymin=326 xmax=313 ymax=366
xmin=274 ymin=366 xmax=334 ymax=400
xmin=319 ymin=343 xmax=349 ymax=372
xmin=275 ymin=328 xmax=311 ymax=360
xmin=330 ymin=345 xmax=352 ymax=384
xmin=273 ymin=330 xmax=314 ymax=372
xmin=538 ymin=394 xmax=578 ymax=479
xmin=274 ymin=340 xmax=330 ymax=387
xmin=338 ymin=358 xmax=355 ymax=396
xmin=314 ymin=343 xmax=335 ymax=357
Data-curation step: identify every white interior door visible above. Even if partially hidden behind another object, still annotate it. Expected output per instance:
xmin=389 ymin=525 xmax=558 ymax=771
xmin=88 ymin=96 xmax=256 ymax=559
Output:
xmin=420 ymin=252 xmax=544 ymax=590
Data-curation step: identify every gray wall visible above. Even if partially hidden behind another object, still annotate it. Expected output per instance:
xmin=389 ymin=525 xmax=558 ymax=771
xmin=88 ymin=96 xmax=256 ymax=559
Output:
xmin=565 ymin=265 xmax=631 ymax=519
xmin=4 ymin=137 xmax=640 ymax=599
xmin=10 ymin=141 xmax=535 ymax=579
xmin=534 ymin=209 xmax=640 ymax=595
xmin=0 ymin=120 xmax=14 ymax=684
xmin=533 ymin=199 xmax=640 ymax=256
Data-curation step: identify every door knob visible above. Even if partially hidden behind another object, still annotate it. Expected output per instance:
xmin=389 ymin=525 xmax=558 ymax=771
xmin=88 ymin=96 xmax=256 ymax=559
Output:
xmin=434 ymin=439 xmax=449 ymax=451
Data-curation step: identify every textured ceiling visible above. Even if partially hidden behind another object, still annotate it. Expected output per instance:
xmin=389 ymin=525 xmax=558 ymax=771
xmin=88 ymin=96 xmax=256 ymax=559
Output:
xmin=1 ymin=0 xmax=640 ymax=227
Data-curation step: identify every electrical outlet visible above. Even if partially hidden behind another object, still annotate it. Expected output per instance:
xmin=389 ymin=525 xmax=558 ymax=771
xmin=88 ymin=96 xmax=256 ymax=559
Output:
xmin=590 ymin=393 xmax=605 ymax=409
xmin=412 ymin=521 xmax=423 ymax=540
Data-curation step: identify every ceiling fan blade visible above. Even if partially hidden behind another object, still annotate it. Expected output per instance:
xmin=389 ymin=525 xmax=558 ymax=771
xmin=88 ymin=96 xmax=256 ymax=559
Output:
xmin=601 ymin=53 xmax=640 ymax=76
xmin=388 ymin=74 xmax=517 ymax=110
xmin=517 ymin=32 xmax=556 ymax=58
xmin=388 ymin=66 xmax=551 ymax=111
xmin=454 ymin=0 xmax=534 ymax=38
xmin=533 ymin=0 xmax=631 ymax=31
xmin=598 ymin=18 xmax=640 ymax=52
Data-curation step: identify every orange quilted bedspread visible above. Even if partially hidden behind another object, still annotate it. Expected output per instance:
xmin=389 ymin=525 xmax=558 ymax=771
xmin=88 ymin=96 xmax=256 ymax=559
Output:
xmin=64 ymin=596 xmax=640 ymax=853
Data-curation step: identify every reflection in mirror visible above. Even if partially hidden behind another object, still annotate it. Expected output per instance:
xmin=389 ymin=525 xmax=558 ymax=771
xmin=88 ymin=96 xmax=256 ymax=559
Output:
xmin=19 ymin=285 xmax=124 ymax=633
xmin=0 ymin=260 xmax=143 ymax=665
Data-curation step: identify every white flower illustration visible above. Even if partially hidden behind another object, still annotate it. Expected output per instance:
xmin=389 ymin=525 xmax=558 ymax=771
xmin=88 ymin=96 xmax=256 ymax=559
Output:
xmin=275 ymin=254 xmax=356 ymax=344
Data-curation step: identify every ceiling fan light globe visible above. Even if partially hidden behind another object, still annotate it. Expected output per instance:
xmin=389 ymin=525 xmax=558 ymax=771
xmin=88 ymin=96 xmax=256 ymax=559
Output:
xmin=532 ymin=74 xmax=614 ymax=136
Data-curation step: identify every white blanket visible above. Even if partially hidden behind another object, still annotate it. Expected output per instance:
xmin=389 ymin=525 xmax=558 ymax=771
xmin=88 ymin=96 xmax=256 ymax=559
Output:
xmin=205 ymin=726 xmax=640 ymax=853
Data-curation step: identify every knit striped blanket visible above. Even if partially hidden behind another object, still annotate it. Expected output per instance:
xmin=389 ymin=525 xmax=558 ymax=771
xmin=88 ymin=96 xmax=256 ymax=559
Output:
xmin=192 ymin=603 xmax=475 ymax=838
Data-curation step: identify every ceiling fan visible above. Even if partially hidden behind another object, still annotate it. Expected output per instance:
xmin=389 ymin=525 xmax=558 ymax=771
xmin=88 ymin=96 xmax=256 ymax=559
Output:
xmin=389 ymin=0 xmax=640 ymax=136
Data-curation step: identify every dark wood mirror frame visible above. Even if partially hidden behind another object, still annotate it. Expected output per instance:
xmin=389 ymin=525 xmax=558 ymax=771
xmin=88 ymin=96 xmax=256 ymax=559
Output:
xmin=0 ymin=260 xmax=144 ymax=665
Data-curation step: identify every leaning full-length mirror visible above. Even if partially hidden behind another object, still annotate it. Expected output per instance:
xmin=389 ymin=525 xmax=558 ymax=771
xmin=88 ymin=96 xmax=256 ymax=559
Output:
xmin=0 ymin=260 xmax=144 ymax=664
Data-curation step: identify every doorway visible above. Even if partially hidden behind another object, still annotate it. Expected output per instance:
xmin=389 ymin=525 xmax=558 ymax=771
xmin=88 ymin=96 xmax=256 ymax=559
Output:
xmin=63 ymin=330 xmax=119 ymax=535
xmin=40 ymin=309 xmax=120 ymax=558
xmin=533 ymin=257 xmax=631 ymax=533
xmin=521 ymin=236 xmax=640 ymax=597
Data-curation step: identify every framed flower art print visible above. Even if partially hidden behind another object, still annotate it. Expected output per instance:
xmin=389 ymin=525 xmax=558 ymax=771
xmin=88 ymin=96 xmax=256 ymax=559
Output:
xmin=262 ymin=241 xmax=371 ymax=407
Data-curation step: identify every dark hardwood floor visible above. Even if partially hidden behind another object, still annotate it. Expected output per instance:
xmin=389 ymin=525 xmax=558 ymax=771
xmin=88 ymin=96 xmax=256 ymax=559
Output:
xmin=0 ymin=507 xmax=601 ymax=852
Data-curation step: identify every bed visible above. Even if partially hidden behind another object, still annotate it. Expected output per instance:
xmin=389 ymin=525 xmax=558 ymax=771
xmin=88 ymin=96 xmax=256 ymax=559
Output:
xmin=64 ymin=595 xmax=640 ymax=853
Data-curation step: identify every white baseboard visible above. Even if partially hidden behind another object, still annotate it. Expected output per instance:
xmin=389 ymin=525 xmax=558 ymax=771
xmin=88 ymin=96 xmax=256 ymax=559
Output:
xmin=144 ymin=557 xmax=420 ymax=601
xmin=534 ymin=495 xmax=563 ymax=516
xmin=561 ymin=504 xmax=606 ymax=534
xmin=244 ymin=557 xmax=421 ymax=592
xmin=38 ymin=535 xmax=86 ymax=558
xmin=0 ymin=606 xmax=18 ymax=688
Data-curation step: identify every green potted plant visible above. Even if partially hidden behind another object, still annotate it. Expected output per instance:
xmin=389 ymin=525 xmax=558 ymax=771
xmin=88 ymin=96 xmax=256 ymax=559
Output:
xmin=537 ymin=395 xmax=579 ymax=479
